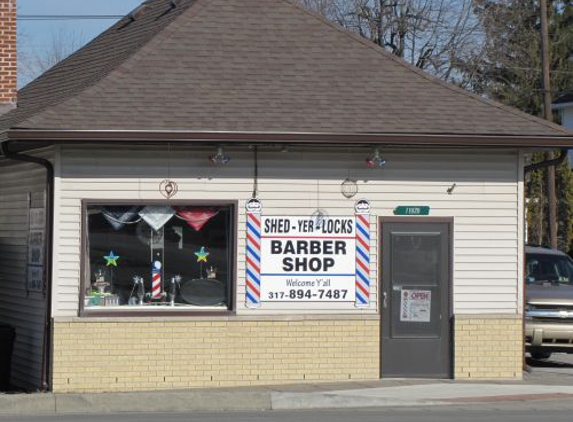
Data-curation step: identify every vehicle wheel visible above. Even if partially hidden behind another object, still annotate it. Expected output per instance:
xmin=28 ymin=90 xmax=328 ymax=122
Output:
xmin=531 ymin=352 xmax=552 ymax=360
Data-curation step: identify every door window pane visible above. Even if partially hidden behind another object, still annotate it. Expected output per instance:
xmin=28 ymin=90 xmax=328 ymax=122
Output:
xmin=391 ymin=233 xmax=440 ymax=286
xmin=390 ymin=233 xmax=441 ymax=338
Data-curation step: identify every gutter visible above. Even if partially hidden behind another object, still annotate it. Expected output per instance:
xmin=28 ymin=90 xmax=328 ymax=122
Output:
xmin=6 ymin=129 xmax=573 ymax=148
xmin=0 ymin=141 xmax=54 ymax=392
xmin=552 ymin=101 xmax=573 ymax=110
xmin=524 ymin=149 xmax=569 ymax=173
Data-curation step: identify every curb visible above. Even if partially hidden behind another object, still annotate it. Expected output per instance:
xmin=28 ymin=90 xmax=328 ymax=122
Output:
xmin=4 ymin=381 xmax=573 ymax=416
xmin=0 ymin=393 xmax=56 ymax=415
xmin=0 ymin=391 xmax=272 ymax=416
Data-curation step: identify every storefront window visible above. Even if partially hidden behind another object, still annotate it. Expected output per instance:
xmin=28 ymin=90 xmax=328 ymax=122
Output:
xmin=84 ymin=204 xmax=233 ymax=310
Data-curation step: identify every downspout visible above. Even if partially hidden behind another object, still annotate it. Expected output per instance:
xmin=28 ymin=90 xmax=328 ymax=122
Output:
xmin=524 ymin=148 xmax=569 ymax=173
xmin=0 ymin=141 xmax=54 ymax=392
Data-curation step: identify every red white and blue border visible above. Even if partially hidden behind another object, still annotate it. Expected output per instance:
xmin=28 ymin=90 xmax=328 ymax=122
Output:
xmin=246 ymin=198 xmax=372 ymax=307
xmin=245 ymin=198 xmax=262 ymax=308
xmin=354 ymin=199 xmax=371 ymax=307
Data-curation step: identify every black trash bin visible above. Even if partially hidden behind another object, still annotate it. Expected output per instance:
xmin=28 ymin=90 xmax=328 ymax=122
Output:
xmin=0 ymin=324 xmax=15 ymax=391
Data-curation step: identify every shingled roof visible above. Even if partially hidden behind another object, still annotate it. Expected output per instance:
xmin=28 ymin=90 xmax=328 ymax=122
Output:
xmin=1 ymin=0 xmax=572 ymax=146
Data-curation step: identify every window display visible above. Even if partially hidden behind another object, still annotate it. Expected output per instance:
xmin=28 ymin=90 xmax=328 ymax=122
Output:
xmin=84 ymin=204 xmax=233 ymax=310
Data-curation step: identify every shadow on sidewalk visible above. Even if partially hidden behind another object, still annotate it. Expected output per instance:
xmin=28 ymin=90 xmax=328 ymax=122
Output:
xmin=527 ymin=357 xmax=573 ymax=369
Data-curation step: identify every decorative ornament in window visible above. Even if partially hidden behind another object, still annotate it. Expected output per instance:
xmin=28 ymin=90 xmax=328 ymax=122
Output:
xmin=103 ymin=251 xmax=120 ymax=267
xmin=175 ymin=207 xmax=219 ymax=231
xmin=101 ymin=206 xmax=141 ymax=230
xmin=139 ymin=205 xmax=175 ymax=231
xmin=194 ymin=246 xmax=210 ymax=263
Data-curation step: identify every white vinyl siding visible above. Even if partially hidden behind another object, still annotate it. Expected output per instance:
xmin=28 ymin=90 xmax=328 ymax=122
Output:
xmin=0 ymin=152 xmax=51 ymax=390
xmin=53 ymin=145 xmax=522 ymax=317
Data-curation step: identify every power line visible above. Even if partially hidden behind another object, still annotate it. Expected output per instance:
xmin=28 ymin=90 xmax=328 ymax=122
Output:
xmin=501 ymin=67 xmax=573 ymax=75
xmin=18 ymin=15 xmax=124 ymax=21
xmin=476 ymin=66 xmax=573 ymax=75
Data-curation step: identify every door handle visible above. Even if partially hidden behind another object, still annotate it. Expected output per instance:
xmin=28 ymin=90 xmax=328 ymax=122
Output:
xmin=383 ymin=292 xmax=388 ymax=309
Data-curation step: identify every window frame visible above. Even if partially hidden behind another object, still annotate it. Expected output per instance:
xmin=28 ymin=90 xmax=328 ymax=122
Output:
xmin=79 ymin=199 xmax=238 ymax=317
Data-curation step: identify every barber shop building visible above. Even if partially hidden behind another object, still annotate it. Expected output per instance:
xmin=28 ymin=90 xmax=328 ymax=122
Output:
xmin=1 ymin=0 xmax=572 ymax=393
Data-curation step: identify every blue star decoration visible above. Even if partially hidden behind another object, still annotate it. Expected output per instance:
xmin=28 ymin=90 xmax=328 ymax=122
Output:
xmin=194 ymin=246 xmax=210 ymax=263
xmin=104 ymin=251 xmax=120 ymax=267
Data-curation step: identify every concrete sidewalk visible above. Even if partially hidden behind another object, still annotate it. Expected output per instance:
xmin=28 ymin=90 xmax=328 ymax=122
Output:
xmin=271 ymin=380 xmax=573 ymax=410
xmin=2 ymin=374 xmax=573 ymax=416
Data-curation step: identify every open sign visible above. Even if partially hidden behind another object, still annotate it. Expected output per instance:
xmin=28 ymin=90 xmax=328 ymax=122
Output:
xmin=401 ymin=289 xmax=432 ymax=322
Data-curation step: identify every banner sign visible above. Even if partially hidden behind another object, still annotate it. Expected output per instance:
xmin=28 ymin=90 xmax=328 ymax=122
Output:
xmin=260 ymin=216 xmax=356 ymax=302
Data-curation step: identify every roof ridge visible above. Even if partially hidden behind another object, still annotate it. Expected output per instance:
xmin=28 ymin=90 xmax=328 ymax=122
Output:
xmin=282 ymin=0 xmax=568 ymax=135
xmin=3 ymin=0 xmax=197 ymax=132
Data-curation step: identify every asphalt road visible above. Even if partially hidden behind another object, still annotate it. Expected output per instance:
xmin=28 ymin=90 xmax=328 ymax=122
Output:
xmin=528 ymin=351 xmax=573 ymax=367
xmin=526 ymin=351 xmax=573 ymax=382
xmin=4 ymin=405 xmax=573 ymax=422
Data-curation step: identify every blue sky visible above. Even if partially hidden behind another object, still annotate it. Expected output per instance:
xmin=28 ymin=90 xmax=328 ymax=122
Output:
xmin=18 ymin=0 xmax=143 ymax=86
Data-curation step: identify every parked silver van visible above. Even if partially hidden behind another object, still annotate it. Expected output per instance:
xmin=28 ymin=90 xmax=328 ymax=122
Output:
xmin=525 ymin=246 xmax=573 ymax=359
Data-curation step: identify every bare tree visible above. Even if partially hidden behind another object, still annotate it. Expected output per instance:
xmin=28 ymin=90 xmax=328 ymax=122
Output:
xmin=18 ymin=29 xmax=86 ymax=87
xmin=298 ymin=0 xmax=485 ymax=85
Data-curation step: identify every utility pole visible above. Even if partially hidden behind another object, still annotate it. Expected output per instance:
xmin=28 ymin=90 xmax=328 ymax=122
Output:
xmin=540 ymin=0 xmax=557 ymax=249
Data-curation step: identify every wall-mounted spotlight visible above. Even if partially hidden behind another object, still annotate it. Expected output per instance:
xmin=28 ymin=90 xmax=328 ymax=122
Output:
xmin=209 ymin=147 xmax=231 ymax=165
xmin=366 ymin=148 xmax=386 ymax=169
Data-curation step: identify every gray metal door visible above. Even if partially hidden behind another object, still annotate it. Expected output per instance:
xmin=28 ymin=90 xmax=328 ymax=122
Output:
xmin=381 ymin=220 xmax=452 ymax=378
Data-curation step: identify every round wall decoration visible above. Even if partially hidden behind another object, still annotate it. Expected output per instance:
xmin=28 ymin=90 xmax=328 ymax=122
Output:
xmin=341 ymin=178 xmax=358 ymax=199
xmin=159 ymin=179 xmax=179 ymax=199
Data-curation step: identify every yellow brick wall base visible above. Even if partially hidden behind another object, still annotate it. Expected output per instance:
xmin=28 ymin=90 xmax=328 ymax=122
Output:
xmin=51 ymin=318 xmax=380 ymax=393
xmin=454 ymin=314 xmax=523 ymax=380
xmin=52 ymin=314 xmax=523 ymax=392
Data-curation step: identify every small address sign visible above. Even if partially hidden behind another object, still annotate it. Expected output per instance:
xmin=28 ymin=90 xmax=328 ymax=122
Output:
xmin=393 ymin=206 xmax=431 ymax=216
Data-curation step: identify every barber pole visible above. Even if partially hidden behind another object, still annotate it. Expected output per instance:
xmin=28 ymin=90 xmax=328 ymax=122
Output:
xmin=151 ymin=260 xmax=162 ymax=299
xmin=355 ymin=199 xmax=371 ymax=307
xmin=245 ymin=199 xmax=262 ymax=308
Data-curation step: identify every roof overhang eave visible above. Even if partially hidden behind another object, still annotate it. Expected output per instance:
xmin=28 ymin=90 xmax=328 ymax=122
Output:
xmin=4 ymin=129 xmax=573 ymax=148
xmin=552 ymin=102 xmax=573 ymax=110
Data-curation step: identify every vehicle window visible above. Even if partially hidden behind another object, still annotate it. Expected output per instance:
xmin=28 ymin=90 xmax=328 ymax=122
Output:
xmin=526 ymin=253 xmax=573 ymax=285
